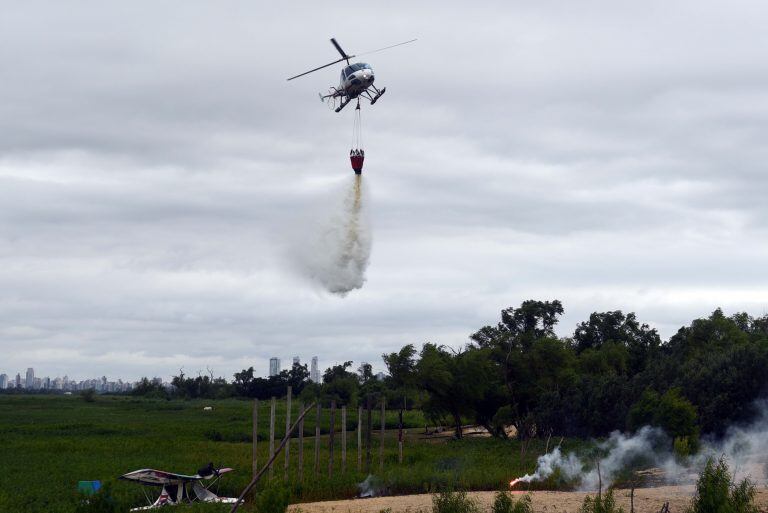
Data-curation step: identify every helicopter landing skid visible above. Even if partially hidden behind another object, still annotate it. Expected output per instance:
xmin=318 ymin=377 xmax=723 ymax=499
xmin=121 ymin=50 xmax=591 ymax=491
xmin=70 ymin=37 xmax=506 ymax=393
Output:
xmin=335 ymin=98 xmax=352 ymax=113
xmin=370 ymin=87 xmax=386 ymax=105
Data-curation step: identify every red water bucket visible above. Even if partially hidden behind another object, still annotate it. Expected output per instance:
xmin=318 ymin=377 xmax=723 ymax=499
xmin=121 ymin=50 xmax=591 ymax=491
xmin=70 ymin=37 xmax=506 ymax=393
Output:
xmin=350 ymin=155 xmax=364 ymax=174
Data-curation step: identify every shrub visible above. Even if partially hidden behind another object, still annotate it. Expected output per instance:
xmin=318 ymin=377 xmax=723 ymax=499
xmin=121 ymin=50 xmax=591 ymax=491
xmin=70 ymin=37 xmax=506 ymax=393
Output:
xmin=255 ymin=484 xmax=291 ymax=513
xmin=674 ymin=436 xmax=693 ymax=459
xmin=80 ymin=389 xmax=96 ymax=403
xmin=432 ymin=490 xmax=479 ymax=513
xmin=492 ymin=491 xmax=533 ymax=513
xmin=685 ymin=456 xmax=759 ymax=513
xmin=579 ymin=490 xmax=624 ymax=513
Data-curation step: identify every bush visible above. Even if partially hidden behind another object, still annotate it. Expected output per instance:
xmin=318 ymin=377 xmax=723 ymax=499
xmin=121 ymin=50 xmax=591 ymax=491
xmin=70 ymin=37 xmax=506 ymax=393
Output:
xmin=674 ymin=436 xmax=694 ymax=459
xmin=80 ymin=389 xmax=96 ymax=403
xmin=685 ymin=457 xmax=759 ymax=513
xmin=492 ymin=491 xmax=533 ymax=513
xmin=432 ymin=490 xmax=479 ymax=513
xmin=255 ymin=484 xmax=291 ymax=513
xmin=579 ymin=490 xmax=624 ymax=513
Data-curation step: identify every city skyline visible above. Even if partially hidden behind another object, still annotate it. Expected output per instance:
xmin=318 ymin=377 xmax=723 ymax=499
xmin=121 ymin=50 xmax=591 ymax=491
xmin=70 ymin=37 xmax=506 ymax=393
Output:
xmin=0 ymin=354 xmax=375 ymax=387
xmin=0 ymin=366 xmax=138 ymax=392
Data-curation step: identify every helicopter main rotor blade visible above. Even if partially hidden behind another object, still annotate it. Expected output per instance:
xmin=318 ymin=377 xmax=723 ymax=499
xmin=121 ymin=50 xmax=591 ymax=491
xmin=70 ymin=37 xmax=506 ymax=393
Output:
xmin=286 ymin=57 xmax=352 ymax=81
xmin=356 ymin=38 xmax=417 ymax=58
xmin=330 ymin=38 xmax=351 ymax=62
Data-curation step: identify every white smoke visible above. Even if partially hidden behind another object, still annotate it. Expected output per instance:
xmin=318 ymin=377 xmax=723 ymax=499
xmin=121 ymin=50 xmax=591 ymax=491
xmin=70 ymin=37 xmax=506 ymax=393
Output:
xmin=291 ymin=175 xmax=371 ymax=296
xmin=514 ymin=446 xmax=583 ymax=484
xmin=513 ymin=405 xmax=768 ymax=491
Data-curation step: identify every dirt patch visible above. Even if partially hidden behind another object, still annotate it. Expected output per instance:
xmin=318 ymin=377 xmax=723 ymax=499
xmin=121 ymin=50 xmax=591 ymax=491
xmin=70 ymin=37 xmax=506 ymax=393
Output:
xmin=290 ymin=486 xmax=768 ymax=513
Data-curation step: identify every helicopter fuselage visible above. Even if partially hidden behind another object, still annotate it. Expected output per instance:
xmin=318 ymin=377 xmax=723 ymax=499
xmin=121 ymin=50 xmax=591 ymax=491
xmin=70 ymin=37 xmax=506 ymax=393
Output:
xmin=337 ymin=62 xmax=375 ymax=98
xmin=288 ymin=37 xmax=414 ymax=112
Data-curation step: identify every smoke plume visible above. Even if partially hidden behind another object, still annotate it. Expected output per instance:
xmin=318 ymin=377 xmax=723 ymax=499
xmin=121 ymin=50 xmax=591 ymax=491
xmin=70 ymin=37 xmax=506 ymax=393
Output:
xmin=513 ymin=404 xmax=768 ymax=491
xmin=293 ymin=174 xmax=371 ymax=295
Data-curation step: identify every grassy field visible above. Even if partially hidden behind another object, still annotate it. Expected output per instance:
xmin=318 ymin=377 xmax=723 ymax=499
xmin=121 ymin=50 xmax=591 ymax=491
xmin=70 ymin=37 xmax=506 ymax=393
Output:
xmin=0 ymin=395 xmax=581 ymax=513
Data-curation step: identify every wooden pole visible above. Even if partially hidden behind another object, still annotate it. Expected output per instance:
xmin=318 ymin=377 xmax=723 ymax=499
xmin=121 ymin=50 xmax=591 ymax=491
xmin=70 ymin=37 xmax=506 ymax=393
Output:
xmin=314 ymin=402 xmax=321 ymax=476
xmin=284 ymin=386 xmax=292 ymax=481
xmin=231 ymin=402 xmax=316 ymax=513
xmin=298 ymin=402 xmax=304 ymax=483
xmin=328 ymin=400 xmax=336 ymax=477
xmin=341 ymin=406 xmax=347 ymax=473
xmin=398 ymin=409 xmax=403 ymax=464
xmin=379 ymin=398 xmax=386 ymax=471
xmin=252 ymin=398 xmax=259 ymax=479
xmin=269 ymin=397 xmax=276 ymax=480
xmin=365 ymin=396 xmax=372 ymax=474
xmin=357 ymin=405 xmax=362 ymax=472
xmin=597 ymin=459 xmax=602 ymax=500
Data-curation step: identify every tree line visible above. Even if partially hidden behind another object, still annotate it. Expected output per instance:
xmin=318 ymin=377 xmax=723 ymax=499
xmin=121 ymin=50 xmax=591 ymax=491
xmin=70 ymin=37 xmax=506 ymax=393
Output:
xmin=135 ymin=300 xmax=768 ymax=447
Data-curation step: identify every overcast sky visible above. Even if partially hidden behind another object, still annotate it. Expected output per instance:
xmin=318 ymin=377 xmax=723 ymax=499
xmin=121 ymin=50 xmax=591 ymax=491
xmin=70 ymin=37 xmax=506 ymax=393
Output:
xmin=2 ymin=1 xmax=767 ymax=381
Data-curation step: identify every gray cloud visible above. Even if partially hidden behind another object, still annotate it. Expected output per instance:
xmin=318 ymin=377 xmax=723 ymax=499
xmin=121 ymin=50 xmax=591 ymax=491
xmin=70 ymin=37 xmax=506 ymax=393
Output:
xmin=1 ymin=0 xmax=767 ymax=381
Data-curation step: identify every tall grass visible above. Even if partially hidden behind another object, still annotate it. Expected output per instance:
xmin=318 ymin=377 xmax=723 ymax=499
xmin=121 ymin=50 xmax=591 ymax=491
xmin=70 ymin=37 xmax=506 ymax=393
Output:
xmin=0 ymin=395 xmax=582 ymax=513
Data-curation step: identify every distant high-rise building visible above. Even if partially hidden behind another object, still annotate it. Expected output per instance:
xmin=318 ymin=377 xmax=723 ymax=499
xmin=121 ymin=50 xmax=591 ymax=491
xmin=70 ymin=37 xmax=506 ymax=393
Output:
xmin=25 ymin=368 xmax=35 ymax=389
xmin=310 ymin=356 xmax=319 ymax=382
xmin=0 ymin=374 xmax=7 ymax=389
xmin=269 ymin=357 xmax=281 ymax=377
xmin=292 ymin=356 xmax=300 ymax=367
xmin=15 ymin=373 xmax=22 ymax=388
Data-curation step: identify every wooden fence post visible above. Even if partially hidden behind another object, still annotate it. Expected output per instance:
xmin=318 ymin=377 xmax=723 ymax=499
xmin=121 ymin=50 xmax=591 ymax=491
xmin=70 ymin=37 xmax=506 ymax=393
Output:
xmin=284 ymin=386 xmax=292 ymax=481
xmin=314 ymin=402 xmax=321 ymax=476
xmin=341 ymin=406 xmax=347 ymax=473
xmin=231 ymin=402 xmax=316 ymax=513
xmin=252 ymin=398 xmax=259 ymax=479
xmin=269 ymin=397 xmax=276 ymax=480
xmin=298 ymin=402 xmax=304 ymax=483
xmin=365 ymin=396 xmax=372 ymax=474
xmin=379 ymin=398 xmax=386 ymax=471
xmin=398 ymin=409 xmax=403 ymax=464
xmin=328 ymin=400 xmax=336 ymax=477
xmin=357 ymin=405 xmax=362 ymax=472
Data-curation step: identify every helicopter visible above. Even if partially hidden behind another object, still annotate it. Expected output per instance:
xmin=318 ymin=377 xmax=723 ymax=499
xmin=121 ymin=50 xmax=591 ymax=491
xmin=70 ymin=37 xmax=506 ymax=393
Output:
xmin=287 ymin=38 xmax=416 ymax=113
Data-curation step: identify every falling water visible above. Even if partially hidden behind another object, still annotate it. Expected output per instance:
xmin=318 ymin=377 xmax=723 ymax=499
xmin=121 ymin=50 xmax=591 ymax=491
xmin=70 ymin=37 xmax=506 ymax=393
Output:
xmin=294 ymin=174 xmax=371 ymax=295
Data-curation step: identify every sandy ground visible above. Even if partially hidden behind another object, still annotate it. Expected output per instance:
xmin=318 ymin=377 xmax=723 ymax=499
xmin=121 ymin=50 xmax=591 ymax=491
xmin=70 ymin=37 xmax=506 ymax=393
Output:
xmin=290 ymin=486 xmax=768 ymax=513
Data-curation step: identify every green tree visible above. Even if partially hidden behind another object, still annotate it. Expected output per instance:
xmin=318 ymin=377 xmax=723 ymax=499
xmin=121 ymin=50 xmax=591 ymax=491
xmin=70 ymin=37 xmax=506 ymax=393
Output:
xmin=573 ymin=311 xmax=660 ymax=373
xmin=416 ymin=344 xmax=499 ymax=438
xmin=685 ymin=457 xmax=759 ymax=513
xmin=322 ymin=361 xmax=359 ymax=405
xmin=627 ymin=388 xmax=698 ymax=441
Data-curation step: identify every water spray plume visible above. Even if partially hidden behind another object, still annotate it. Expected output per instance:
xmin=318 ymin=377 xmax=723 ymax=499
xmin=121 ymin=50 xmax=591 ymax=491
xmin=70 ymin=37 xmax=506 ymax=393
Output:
xmin=293 ymin=174 xmax=371 ymax=295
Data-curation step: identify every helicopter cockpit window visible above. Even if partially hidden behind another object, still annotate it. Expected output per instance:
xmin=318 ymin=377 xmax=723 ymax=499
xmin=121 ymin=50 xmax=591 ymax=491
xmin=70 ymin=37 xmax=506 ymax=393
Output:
xmin=347 ymin=63 xmax=371 ymax=72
